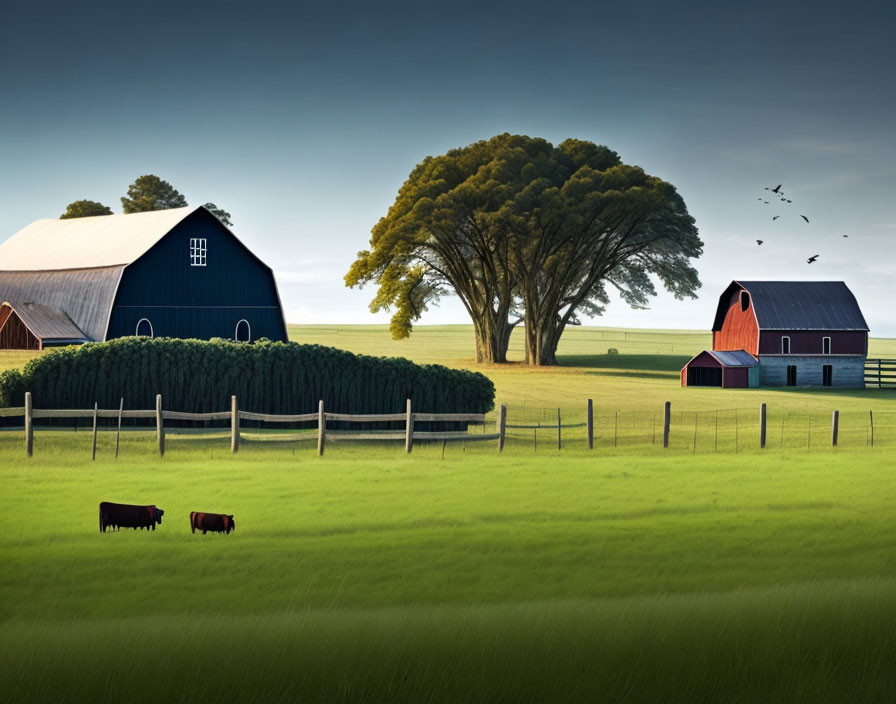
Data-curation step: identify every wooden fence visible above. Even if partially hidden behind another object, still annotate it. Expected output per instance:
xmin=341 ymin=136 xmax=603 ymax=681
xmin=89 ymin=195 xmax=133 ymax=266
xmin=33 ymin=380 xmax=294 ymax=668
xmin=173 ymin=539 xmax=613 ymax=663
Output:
xmin=2 ymin=393 xmax=506 ymax=458
xmin=865 ymin=359 xmax=896 ymax=388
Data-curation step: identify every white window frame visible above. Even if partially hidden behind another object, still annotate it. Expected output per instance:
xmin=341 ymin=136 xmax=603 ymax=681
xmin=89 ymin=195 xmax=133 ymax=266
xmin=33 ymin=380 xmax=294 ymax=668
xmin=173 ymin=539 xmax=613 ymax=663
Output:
xmin=781 ymin=336 xmax=790 ymax=354
xmin=235 ymin=319 xmax=251 ymax=342
xmin=822 ymin=336 xmax=831 ymax=355
xmin=190 ymin=238 xmax=207 ymax=267
xmin=135 ymin=318 xmax=154 ymax=338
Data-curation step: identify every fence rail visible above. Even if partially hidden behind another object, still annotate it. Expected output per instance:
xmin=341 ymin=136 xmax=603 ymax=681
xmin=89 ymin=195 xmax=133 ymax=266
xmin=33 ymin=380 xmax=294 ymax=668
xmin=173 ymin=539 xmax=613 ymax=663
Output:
xmin=7 ymin=393 xmax=504 ymax=459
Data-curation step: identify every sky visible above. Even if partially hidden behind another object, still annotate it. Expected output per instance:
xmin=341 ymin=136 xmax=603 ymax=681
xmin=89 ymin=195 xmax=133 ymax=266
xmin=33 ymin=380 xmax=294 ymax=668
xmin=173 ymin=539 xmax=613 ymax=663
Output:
xmin=1 ymin=0 xmax=894 ymax=334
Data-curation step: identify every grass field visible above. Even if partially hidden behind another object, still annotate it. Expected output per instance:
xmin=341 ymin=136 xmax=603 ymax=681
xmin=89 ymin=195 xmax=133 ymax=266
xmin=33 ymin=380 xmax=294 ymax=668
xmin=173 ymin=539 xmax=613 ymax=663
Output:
xmin=3 ymin=325 xmax=896 ymax=702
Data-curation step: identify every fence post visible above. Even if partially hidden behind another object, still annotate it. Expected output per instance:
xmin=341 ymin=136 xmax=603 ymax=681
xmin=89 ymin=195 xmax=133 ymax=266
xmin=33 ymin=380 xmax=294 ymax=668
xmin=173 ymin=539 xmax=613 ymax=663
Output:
xmin=231 ymin=395 xmax=239 ymax=453
xmin=832 ymin=410 xmax=839 ymax=447
xmin=405 ymin=398 xmax=414 ymax=453
xmin=557 ymin=408 xmax=562 ymax=451
xmin=156 ymin=394 xmax=164 ymax=457
xmin=25 ymin=391 xmax=33 ymax=458
xmin=498 ymin=403 xmax=507 ymax=452
xmin=587 ymin=399 xmax=593 ymax=450
xmin=869 ymin=410 xmax=874 ymax=447
xmin=663 ymin=401 xmax=671 ymax=448
xmin=760 ymin=403 xmax=767 ymax=449
xmin=115 ymin=398 xmax=123 ymax=459
xmin=91 ymin=402 xmax=98 ymax=461
xmin=317 ymin=400 xmax=325 ymax=456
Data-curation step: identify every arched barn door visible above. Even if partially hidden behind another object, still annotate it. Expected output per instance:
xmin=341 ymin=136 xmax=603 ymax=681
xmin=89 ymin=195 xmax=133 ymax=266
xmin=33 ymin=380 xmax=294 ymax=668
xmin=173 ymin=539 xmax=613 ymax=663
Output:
xmin=135 ymin=318 xmax=154 ymax=338
xmin=235 ymin=319 xmax=251 ymax=342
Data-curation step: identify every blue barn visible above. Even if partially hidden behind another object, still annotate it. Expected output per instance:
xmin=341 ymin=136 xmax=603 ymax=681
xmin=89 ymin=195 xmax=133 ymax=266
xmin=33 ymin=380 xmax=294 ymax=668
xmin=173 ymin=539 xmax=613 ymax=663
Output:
xmin=0 ymin=206 xmax=287 ymax=348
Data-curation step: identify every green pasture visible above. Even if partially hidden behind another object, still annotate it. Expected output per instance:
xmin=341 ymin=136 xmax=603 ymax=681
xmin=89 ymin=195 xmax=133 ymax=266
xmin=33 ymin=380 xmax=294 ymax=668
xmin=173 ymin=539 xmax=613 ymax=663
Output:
xmin=2 ymin=437 xmax=896 ymax=702
xmin=3 ymin=324 xmax=896 ymax=702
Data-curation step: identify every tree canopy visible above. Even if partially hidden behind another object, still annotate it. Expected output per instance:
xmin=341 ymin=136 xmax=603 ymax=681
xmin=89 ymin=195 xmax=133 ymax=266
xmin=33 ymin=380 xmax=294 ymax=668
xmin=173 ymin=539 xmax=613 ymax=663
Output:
xmin=59 ymin=200 xmax=113 ymax=219
xmin=121 ymin=175 xmax=188 ymax=213
xmin=203 ymin=202 xmax=232 ymax=226
xmin=346 ymin=134 xmax=702 ymax=365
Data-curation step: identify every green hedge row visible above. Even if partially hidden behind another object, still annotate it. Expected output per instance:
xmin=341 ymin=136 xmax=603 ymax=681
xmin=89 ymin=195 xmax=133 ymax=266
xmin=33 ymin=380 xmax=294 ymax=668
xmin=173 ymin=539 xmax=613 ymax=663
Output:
xmin=0 ymin=338 xmax=495 ymax=416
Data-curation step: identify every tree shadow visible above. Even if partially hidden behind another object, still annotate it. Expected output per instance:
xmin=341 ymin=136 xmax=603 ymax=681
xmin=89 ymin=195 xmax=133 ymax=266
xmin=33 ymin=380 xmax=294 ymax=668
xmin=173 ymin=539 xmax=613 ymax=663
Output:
xmin=558 ymin=353 xmax=692 ymax=375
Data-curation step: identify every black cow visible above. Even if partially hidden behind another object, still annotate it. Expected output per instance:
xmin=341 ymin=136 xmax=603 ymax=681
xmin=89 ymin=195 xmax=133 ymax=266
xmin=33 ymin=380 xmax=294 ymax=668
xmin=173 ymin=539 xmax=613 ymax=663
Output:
xmin=99 ymin=502 xmax=164 ymax=532
xmin=190 ymin=512 xmax=235 ymax=535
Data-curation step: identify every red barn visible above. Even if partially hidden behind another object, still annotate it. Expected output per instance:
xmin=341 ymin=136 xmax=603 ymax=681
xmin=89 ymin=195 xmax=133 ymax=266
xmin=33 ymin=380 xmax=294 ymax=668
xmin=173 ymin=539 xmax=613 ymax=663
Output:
xmin=682 ymin=281 xmax=868 ymax=388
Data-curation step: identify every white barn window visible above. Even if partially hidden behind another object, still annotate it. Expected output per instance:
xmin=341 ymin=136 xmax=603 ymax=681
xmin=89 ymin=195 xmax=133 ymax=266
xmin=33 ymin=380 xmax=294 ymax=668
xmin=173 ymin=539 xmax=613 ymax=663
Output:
xmin=781 ymin=336 xmax=790 ymax=354
xmin=235 ymin=319 xmax=251 ymax=342
xmin=190 ymin=238 xmax=207 ymax=267
xmin=822 ymin=336 xmax=831 ymax=354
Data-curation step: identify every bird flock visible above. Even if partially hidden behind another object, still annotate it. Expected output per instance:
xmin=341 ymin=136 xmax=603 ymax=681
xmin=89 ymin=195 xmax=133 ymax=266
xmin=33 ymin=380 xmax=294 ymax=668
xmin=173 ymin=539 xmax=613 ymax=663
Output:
xmin=755 ymin=184 xmax=848 ymax=264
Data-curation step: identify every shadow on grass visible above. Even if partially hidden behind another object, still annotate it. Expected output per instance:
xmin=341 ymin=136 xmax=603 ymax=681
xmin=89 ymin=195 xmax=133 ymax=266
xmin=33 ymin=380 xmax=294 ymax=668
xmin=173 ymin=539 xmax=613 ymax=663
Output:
xmin=557 ymin=354 xmax=692 ymax=374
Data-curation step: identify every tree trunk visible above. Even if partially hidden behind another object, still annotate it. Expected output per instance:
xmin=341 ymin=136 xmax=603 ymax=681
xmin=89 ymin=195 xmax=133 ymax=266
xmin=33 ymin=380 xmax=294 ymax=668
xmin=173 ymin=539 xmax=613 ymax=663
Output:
xmin=473 ymin=315 xmax=517 ymax=364
xmin=524 ymin=316 xmax=561 ymax=366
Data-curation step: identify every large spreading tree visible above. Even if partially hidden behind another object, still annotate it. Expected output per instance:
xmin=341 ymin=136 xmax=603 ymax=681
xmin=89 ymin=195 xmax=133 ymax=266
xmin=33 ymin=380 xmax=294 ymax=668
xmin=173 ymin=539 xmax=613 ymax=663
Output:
xmin=121 ymin=174 xmax=188 ymax=213
xmin=351 ymin=134 xmax=702 ymax=365
xmin=59 ymin=200 xmax=113 ymax=219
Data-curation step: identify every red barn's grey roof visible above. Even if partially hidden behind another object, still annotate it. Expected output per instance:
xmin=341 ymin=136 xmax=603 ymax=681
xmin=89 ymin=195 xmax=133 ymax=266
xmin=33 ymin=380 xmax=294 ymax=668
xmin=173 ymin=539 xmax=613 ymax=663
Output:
xmin=712 ymin=281 xmax=869 ymax=332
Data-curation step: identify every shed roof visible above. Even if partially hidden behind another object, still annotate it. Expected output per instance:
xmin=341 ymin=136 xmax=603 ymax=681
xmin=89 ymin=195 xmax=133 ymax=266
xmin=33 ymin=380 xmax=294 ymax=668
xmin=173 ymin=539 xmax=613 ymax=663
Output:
xmin=713 ymin=281 xmax=869 ymax=331
xmin=683 ymin=349 xmax=757 ymax=370
xmin=1 ymin=301 xmax=88 ymax=342
xmin=0 ymin=206 xmax=197 ymax=271
xmin=709 ymin=350 xmax=757 ymax=367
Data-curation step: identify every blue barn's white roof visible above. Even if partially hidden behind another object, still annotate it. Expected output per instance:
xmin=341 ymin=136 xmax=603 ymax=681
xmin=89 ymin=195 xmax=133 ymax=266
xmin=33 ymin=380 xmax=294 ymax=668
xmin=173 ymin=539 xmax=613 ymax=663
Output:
xmin=0 ymin=206 xmax=197 ymax=270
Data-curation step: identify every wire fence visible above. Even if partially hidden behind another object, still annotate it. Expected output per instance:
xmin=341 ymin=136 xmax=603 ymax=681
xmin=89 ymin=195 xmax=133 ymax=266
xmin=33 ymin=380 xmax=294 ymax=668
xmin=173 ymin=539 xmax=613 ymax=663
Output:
xmin=499 ymin=404 xmax=896 ymax=452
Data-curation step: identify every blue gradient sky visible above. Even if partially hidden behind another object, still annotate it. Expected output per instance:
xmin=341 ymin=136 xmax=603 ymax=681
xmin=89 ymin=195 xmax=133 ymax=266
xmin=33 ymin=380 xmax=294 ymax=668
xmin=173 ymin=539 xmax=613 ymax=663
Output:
xmin=2 ymin=0 xmax=894 ymax=333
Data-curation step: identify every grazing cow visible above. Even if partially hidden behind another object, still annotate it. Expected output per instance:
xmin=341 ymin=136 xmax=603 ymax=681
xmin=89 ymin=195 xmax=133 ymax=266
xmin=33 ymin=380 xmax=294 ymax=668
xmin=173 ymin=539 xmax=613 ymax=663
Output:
xmin=99 ymin=502 xmax=164 ymax=533
xmin=190 ymin=512 xmax=236 ymax=535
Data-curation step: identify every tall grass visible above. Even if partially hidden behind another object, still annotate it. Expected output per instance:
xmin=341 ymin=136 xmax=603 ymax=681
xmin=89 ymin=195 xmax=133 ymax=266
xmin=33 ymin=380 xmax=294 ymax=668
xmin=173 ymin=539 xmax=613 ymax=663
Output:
xmin=4 ymin=579 xmax=896 ymax=703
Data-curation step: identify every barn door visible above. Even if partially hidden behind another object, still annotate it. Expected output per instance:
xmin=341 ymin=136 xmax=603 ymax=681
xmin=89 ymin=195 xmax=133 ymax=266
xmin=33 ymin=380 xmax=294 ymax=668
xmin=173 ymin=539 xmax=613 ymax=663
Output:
xmin=786 ymin=365 xmax=797 ymax=386
xmin=235 ymin=319 xmax=251 ymax=342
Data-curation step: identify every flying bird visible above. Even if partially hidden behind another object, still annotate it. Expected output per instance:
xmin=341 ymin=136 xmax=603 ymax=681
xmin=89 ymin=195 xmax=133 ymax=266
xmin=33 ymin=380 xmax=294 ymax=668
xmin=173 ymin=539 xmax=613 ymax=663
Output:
xmin=786 ymin=199 xmax=792 ymax=203
xmin=807 ymin=255 xmax=819 ymax=264
xmin=843 ymin=234 xmax=849 ymax=238
xmin=764 ymin=201 xmax=769 ymax=204
xmin=801 ymin=215 xmax=809 ymax=223
xmin=756 ymin=240 xmax=763 ymax=245
xmin=773 ymin=216 xmax=780 ymax=220
xmin=771 ymin=184 xmax=783 ymax=194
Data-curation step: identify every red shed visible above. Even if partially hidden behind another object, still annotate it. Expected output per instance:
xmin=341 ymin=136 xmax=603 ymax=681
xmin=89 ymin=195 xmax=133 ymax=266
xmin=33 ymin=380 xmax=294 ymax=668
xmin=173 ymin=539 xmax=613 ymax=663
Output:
xmin=681 ymin=349 xmax=758 ymax=388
